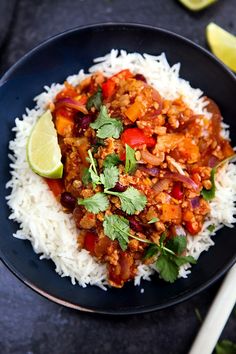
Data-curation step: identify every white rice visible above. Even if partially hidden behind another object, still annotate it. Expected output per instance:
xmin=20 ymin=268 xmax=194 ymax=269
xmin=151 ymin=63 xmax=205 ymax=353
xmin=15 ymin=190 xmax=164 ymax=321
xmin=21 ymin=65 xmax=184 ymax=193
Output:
xmin=6 ymin=50 xmax=236 ymax=289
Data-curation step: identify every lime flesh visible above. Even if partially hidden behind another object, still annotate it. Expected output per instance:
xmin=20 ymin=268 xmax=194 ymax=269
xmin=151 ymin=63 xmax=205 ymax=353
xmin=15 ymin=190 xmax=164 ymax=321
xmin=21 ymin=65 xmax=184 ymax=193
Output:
xmin=206 ymin=23 xmax=236 ymax=72
xmin=27 ymin=110 xmax=63 ymax=178
xmin=179 ymin=0 xmax=217 ymax=11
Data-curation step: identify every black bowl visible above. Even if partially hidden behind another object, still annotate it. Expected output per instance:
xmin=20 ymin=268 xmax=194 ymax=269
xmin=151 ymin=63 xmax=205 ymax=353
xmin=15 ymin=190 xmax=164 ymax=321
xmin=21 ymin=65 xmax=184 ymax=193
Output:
xmin=0 ymin=23 xmax=236 ymax=315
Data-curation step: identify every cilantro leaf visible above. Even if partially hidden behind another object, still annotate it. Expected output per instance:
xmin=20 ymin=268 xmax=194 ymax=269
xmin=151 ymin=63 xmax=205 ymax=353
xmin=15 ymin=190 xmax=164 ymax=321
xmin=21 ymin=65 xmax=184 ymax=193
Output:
xmin=86 ymin=86 xmax=102 ymax=110
xmin=207 ymin=224 xmax=216 ymax=232
xmin=82 ymin=168 xmax=92 ymax=186
xmin=166 ymin=236 xmax=187 ymax=255
xmin=172 ymin=255 xmax=196 ymax=267
xmin=201 ymin=167 xmax=216 ymax=201
xmin=156 ymin=254 xmax=179 ymax=283
xmin=107 ymin=186 xmax=147 ymax=215
xmin=90 ymin=105 xmax=123 ymax=139
xmin=215 ymin=340 xmax=236 ymax=354
xmin=103 ymin=153 xmax=121 ymax=168
xmin=77 ymin=193 xmax=109 ymax=213
xmin=103 ymin=215 xmax=130 ymax=251
xmin=148 ymin=217 xmax=159 ymax=224
xmin=100 ymin=166 xmax=119 ymax=190
xmin=144 ymin=243 xmax=159 ymax=260
xmin=125 ymin=144 xmax=137 ymax=174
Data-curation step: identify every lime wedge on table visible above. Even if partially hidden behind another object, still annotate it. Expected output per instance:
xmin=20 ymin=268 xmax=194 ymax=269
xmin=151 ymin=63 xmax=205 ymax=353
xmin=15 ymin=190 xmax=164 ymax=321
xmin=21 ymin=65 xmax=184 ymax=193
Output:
xmin=178 ymin=0 xmax=217 ymax=11
xmin=27 ymin=110 xmax=63 ymax=178
xmin=206 ymin=23 xmax=236 ymax=72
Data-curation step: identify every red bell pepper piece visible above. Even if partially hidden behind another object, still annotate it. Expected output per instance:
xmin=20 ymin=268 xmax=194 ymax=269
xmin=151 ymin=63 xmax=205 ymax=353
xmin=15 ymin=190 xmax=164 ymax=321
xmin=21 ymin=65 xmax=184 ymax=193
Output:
xmin=171 ymin=182 xmax=183 ymax=200
xmin=121 ymin=128 xmax=156 ymax=148
xmin=102 ymin=79 xmax=116 ymax=100
xmin=102 ymin=69 xmax=133 ymax=100
xmin=84 ymin=231 xmax=98 ymax=254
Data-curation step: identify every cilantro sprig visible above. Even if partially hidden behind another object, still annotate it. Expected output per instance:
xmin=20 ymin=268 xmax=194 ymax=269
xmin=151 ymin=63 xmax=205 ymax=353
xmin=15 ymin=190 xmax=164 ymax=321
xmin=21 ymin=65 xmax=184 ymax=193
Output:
xmin=144 ymin=234 xmax=196 ymax=283
xmin=201 ymin=154 xmax=236 ymax=201
xmin=79 ymin=150 xmax=147 ymax=214
xmin=103 ymin=215 xmax=196 ymax=281
xmin=90 ymin=105 xmax=123 ymax=139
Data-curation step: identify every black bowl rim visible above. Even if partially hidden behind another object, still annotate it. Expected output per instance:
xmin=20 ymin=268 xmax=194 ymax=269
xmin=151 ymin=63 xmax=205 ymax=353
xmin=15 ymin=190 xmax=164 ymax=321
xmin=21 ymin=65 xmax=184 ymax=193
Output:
xmin=1 ymin=22 xmax=236 ymax=315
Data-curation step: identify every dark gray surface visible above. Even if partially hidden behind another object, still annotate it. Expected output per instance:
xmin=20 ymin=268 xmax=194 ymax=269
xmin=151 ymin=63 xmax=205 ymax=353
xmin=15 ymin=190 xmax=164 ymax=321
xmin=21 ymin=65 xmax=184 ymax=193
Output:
xmin=0 ymin=0 xmax=236 ymax=353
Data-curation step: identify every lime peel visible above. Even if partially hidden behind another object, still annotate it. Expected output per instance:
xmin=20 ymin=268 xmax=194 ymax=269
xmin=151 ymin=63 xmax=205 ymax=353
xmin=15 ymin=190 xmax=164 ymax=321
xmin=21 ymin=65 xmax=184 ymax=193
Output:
xmin=27 ymin=110 xmax=63 ymax=179
xmin=206 ymin=22 xmax=236 ymax=72
xmin=178 ymin=0 xmax=217 ymax=11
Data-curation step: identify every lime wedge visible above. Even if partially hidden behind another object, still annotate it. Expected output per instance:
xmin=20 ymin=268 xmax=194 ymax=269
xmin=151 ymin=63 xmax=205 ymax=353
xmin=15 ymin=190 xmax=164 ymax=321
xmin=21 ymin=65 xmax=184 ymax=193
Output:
xmin=179 ymin=0 xmax=217 ymax=11
xmin=206 ymin=23 xmax=236 ymax=72
xmin=27 ymin=110 xmax=63 ymax=178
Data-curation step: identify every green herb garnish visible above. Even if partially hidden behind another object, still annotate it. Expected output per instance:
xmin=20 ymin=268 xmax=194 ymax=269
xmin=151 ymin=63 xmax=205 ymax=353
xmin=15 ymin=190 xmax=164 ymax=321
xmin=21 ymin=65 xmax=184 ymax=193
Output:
xmin=201 ymin=167 xmax=216 ymax=201
xmin=215 ymin=340 xmax=236 ymax=354
xmin=90 ymin=105 xmax=123 ymax=139
xmin=144 ymin=235 xmax=196 ymax=283
xmin=77 ymin=192 xmax=109 ymax=214
xmin=103 ymin=153 xmax=121 ymax=168
xmin=80 ymin=151 xmax=146 ymax=214
xmin=103 ymin=215 xmax=130 ymax=251
xmin=207 ymin=224 xmax=216 ymax=232
xmin=125 ymin=144 xmax=137 ymax=174
xmin=86 ymin=86 xmax=102 ymax=111
xmin=201 ymin=154 xmax=236 ymax=201
xmin=82 ymin=168 xmax=92 ymax=186
xmin=106 ymin=186 xmax=147 ymax=215
xmin=100 ymin=166 xmax=119 ymax=190
xmin=148 ymin=217 xmax=159 ymax=224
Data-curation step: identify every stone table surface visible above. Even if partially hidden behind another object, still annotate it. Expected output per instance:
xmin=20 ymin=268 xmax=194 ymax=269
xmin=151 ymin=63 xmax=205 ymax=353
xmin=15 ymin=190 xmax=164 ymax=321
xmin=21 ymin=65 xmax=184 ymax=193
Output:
xmin=0 ymin=1 xmax=235 ymax=353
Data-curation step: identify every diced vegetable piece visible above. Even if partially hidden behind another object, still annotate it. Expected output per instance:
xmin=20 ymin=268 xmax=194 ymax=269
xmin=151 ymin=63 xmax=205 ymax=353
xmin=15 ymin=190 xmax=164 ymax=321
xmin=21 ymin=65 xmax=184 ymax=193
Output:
xmin=185 ymin=221 xmax=201 ymax=235
xmin=55 ymin=110 xmax=74 ymax=137
xmin=125 ymin=101 xmax=144 ymax=122
xmin=121 ymin=128 xmax=156 ymax=148
xmin=171 ymin=182 xmax=183 ymax=200
xmin=45 ymin=178 xmax=64 ymax=197
xmin=84 ymin=231 xmax=98 ymax=254
xmin=102 ymin=79 xmax=116 ymax=100
xmin=161 ymin=204 xmax=182 ymax=224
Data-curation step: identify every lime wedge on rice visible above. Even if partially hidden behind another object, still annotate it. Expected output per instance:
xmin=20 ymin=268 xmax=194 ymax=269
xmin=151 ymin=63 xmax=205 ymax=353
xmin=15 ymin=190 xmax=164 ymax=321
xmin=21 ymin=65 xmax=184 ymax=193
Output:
xmin=178 ymin=0 xmax=217 ymax=11
xmin=27 ymin=110 xmax=63 ymax=178
xmin=206 ymin=23 xmax=236 ymax=72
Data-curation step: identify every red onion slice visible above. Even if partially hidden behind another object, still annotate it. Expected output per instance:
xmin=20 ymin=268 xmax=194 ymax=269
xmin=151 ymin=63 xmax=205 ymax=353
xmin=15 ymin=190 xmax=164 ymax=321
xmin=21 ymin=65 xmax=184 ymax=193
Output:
xmin=164 ymin=172 xmax=199 ymax=191
xmin=55 ymin=98 xmax=88 ymax=114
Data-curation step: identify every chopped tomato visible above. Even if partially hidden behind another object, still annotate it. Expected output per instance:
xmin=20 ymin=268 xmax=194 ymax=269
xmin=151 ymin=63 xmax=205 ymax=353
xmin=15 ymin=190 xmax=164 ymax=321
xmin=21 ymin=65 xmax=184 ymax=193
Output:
xmin=45 ymin=178 xmax=64 ymax=197
xmin=171 ymin=182 xmax=183 ymax=200
xmin=121 ymin=128 xmax=156 ymax=148
xmin=84 ymin=231 xmax=98 ymax=254
xmin=102 ymin=79 xmax=116 ymax=100
xmin=185 ymin=221 xmax=201 ymax=235
xmin=102 ymin=70 xmax=133 ymax=100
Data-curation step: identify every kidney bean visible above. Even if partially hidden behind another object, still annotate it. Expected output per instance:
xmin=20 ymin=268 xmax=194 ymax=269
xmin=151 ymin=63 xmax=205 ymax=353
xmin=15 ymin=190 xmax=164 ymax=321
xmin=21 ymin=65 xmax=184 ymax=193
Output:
xmin=134 ymin=74 xmax=147 ymax=82
xmin=111 ymin=182 xmax=127 ymax=192
xmin=74 ymin=114 xmax=93 ymax=136
xmin=60 ymin=192 xmax=76 ymax=209
xmin=128 ymin=216 xmax=143 ymax=232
